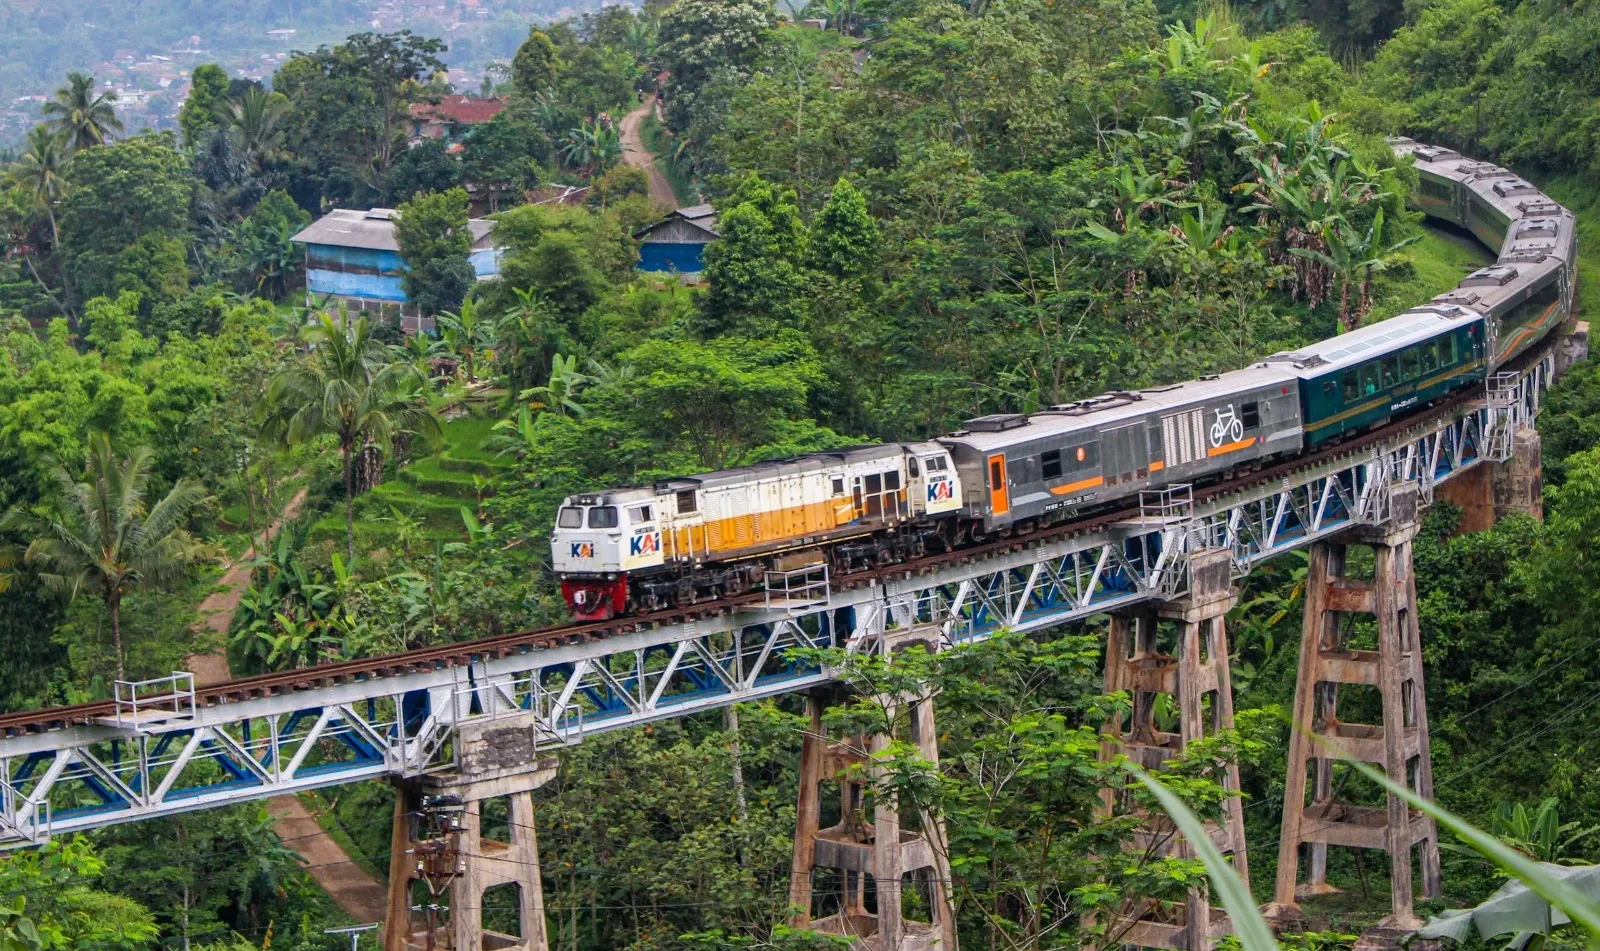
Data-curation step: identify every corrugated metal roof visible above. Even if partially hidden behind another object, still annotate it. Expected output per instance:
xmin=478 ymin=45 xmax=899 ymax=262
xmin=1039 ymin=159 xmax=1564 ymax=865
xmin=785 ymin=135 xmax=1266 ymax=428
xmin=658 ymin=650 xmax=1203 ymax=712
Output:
xmin=635 ymin=205 xmax=720 ymax=240
xmin=939 ymin=364 xmax=1300 ymax=452
xmin=292 ymin=209 xmax=499 ymax=252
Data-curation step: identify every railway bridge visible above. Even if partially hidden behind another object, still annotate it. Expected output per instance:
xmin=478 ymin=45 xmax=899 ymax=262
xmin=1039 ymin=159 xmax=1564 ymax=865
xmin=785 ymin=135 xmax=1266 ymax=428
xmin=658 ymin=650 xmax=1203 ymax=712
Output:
xmin=0 ymin=334 xmax=1576 ymax=951
xmin=0 ymin=137 xmax=1590 ymax=951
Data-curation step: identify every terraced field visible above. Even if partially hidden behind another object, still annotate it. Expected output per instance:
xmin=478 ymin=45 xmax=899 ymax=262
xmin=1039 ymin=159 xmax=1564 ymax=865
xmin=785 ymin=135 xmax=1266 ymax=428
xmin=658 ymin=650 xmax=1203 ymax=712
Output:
xmin=311 ymin=411 xmax=513 ymax=547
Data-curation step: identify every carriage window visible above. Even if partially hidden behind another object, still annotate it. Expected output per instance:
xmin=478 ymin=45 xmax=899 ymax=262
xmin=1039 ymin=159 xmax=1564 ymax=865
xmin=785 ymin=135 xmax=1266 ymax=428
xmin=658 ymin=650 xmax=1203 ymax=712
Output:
xmin=558 ymin=506 xmax=584 ymax=529
xmin=587 ymin=506 xmax=618 ymax=529
xmin=1400 ymin=348 xmax=1420 ymax=381
xmin=1442 ymin=335 xmax=1458 ymax=364
xmin=884 ymin=471 xmax=901 ymax=490
xmin=1041 ymin=449 xmax=1063 ymax=480
xmin=629 ymin=504 xmax=653 ymax=523
xmin=865 ymin=473 xmax=883 ymax=494
xmin=831 ymin=477 xmax=845 ymax=496
xmin=1421 ymin=341 xmax=1440 ymax=373
xmin=1241 ymin=402 xmax=1260 ymax=429
xmin=1341 ymin=370 xmax=1359 ymax=402
xmin=1360 ymin=363 xmax=1380 ymax=396
xmin=676 ymin=490 xmax=698 ymax=514
xmin=989 ymin=459 xmax=1004 ymax=486
xmin=1381 ymin=357 xmax=1399 ymax=389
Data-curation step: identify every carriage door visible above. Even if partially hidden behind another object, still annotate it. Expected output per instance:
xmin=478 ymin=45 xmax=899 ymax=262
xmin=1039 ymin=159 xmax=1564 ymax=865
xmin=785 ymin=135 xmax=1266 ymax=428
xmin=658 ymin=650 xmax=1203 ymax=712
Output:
xmin=987 ymin=454 xmax=1010 ymax=515
xmin=1102 ymin=423 xmax=1149 ymax=486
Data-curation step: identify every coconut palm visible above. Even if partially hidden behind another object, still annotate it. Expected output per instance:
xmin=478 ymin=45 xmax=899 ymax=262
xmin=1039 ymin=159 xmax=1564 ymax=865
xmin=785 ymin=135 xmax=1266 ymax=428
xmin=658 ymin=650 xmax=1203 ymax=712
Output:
xmin=215 ymin=87 xmax=290 ymax=168
xmin=265 ymin=309 xmax=443 ymax=563
xmin=10 ymin=125 xmax=70 ymax=247
xmin=2 ymin=433 xmax=210 ymax=680
xmin=42 ymin=72 xmax=123 ymax=153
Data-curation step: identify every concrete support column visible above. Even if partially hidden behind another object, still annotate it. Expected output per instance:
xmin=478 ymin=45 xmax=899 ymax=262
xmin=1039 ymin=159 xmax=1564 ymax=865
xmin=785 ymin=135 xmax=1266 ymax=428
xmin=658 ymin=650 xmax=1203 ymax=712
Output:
xmin=789 ymin=679 xmax=957 ymax=951
xmin=1435 ymin=425 xmax=1543 ymax=532
xmin=383 ymin=758 xmax=558 ymax=951
xmin=1265 ymin=486 xmax=1441 ymax=948
xmin=1097 ymin=549 xmax=1245 ymax=951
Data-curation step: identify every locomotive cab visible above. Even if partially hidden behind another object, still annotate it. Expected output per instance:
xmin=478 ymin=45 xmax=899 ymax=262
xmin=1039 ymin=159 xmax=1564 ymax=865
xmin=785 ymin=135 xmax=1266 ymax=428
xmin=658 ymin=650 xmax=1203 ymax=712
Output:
xmin=551 ymin=488 xmax=666 ymax=620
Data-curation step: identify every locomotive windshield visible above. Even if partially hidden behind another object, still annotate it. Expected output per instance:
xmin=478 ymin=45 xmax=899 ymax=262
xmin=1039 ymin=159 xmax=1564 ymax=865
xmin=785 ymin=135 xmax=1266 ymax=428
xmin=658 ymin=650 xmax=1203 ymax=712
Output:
xmin=587 ymin=506 xmax=619 ymax=529
xmin=558 ymin=506 xmax=584 ymax=528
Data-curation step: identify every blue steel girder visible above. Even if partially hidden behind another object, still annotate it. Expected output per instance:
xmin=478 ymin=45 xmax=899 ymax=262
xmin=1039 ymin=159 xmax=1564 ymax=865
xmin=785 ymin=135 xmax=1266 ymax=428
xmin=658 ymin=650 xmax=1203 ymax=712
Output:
xmin=0 ymin=370 xmax=1554 ymax=846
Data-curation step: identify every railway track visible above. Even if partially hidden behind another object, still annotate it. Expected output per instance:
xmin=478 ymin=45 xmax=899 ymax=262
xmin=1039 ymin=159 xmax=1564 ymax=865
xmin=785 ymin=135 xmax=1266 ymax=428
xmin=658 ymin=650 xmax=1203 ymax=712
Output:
xmin=0 ymin=384 xmax=1496 ymax=740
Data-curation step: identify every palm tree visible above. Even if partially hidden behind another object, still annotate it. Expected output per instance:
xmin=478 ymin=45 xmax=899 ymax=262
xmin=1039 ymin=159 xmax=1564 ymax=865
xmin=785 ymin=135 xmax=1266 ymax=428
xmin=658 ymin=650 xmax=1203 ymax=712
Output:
xmin=2 ymin=433 xmax=210 ymax=680
xmin=10 ymin=125 xmax=69 ymax=247
xmin=265 ymin=309 xmax=443 ymax=563
xmin=42 ymin=72 xmax=122 ymax=153
xmin=215 ymin=87 xmax=289 ymax=168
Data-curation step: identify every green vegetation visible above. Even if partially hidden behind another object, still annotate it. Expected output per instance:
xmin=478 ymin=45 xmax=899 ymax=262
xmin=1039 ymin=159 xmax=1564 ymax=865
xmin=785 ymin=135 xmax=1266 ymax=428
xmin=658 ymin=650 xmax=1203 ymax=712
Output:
xmin=0 ymin=0 xmax=1599 ymax=948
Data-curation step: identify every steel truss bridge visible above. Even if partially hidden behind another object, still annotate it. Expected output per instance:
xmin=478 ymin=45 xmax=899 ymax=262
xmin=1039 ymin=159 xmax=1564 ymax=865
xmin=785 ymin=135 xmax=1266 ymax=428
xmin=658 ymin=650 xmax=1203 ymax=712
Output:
xmin=0 ymin=351 xmax=1557 ymax=849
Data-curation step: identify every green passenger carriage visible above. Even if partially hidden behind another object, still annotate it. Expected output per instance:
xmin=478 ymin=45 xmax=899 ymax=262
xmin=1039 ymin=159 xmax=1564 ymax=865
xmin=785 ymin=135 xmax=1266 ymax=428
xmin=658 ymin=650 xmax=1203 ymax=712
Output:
xmin=1265 ymin=305 xmax=1487 ymax=446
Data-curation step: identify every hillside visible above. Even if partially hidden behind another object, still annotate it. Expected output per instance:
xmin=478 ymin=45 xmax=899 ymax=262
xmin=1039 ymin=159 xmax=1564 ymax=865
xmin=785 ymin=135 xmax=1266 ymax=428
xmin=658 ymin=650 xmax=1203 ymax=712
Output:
xmin=2 ymin=1 xmax=1600 ymax=950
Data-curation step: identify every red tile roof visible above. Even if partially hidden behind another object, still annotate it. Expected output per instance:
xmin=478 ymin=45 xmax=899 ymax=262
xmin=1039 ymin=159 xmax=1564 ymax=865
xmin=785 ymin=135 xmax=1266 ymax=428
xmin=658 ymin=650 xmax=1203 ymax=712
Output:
xmin=409 ymin=95 xmax=504 ymax=125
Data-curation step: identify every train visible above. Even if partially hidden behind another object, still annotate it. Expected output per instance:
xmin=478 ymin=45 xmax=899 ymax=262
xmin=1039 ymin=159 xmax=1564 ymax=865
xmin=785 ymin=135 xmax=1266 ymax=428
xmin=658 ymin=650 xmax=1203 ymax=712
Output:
xmin=550 ymin=140 xmax=1577 ymax=621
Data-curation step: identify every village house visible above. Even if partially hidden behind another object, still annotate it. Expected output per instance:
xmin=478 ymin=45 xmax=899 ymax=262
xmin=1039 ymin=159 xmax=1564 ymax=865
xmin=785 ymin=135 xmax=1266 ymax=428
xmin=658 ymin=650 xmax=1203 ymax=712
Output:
xmin=291 ymin=208 xmax=503 ymax=334
xmin=634 ymin=204 xmax=719 ymax=275
xmin=408 ymin=95 xmax=504 ymax=143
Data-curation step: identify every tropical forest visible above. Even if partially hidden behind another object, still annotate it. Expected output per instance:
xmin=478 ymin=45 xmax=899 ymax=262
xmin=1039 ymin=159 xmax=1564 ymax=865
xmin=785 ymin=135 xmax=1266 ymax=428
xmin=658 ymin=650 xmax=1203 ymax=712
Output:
xmin=1 ymin=0 xmax=1599 ymax=948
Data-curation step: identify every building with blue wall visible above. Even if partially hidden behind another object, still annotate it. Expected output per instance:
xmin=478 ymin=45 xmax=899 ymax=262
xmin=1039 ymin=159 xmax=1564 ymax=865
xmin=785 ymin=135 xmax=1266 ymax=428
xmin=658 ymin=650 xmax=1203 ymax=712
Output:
xmin=293 ymin=208 xmax=503 ymax=333
xmin=635 ymin=204 xmax=719 ymax=276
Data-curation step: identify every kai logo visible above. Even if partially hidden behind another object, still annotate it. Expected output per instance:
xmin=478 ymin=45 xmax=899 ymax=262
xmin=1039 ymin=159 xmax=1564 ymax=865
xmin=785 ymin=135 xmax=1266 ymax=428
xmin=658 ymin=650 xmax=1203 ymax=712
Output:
xmin=927 ymin=479 xmax=953 ymax=502
xmin=570 ymin=542 xmax=595 ymax=559
xmin=629 ymin=532 xmax=661 ymax=556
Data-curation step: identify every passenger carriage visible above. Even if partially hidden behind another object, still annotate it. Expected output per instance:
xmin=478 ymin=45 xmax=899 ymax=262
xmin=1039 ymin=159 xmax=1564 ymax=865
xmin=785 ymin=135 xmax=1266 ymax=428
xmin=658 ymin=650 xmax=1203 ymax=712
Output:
xmin=1263 ymin=304 xmax=1487 ymax=446
xmin=937 ymin=365 xmax=1305 ymax=533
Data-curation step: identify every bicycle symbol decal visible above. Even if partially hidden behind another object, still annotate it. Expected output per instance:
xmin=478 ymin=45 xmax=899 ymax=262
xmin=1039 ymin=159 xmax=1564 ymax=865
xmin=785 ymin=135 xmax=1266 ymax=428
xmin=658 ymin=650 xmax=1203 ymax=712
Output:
xmin=1209 ymin=405 xmax=1244 ymax=448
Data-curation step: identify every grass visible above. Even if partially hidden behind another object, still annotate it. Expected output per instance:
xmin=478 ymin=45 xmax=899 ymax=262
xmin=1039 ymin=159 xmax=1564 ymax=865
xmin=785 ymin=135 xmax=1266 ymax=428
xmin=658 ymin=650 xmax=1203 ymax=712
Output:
xmin=297 ymin=789 xmax=387 ymax=883
xmin=1366 ymin=221 xmax=1495 ymax=324
xmin=1530 ymin=174 xmax=1600 ymax=318
xmin=641 ymin=112 xmax=700 ymax=206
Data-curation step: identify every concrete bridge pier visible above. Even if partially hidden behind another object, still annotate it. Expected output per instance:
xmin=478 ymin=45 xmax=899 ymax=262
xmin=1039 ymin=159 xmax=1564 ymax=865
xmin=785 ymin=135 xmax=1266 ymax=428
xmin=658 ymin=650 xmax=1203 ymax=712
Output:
xmin=1434 ymin=425 xmax=1542 ymax=532
xmin=383 ymin=712 xmax=560 ymax=951
xmin=1096 ymin=548 xmax=1247 ymax=951
xmin=1263 ymin=485 xmax=1441 ymax=948
xmin=788 ymin=684 xmax=958 ymax=951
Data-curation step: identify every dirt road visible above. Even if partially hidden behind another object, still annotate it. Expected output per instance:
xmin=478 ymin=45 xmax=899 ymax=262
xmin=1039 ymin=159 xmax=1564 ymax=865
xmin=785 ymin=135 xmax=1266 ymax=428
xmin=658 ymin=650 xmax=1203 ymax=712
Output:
xmin=184 ymin=486 xmax=389 ymax=924
xmin=619 ymin=94 xmax=678 ymax=211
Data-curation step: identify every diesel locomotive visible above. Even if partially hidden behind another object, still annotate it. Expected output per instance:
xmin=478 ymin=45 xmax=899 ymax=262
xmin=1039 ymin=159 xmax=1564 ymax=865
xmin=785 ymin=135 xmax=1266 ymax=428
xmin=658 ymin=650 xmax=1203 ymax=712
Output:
xmin=551 ymin=140 xmax=1577 ymax=620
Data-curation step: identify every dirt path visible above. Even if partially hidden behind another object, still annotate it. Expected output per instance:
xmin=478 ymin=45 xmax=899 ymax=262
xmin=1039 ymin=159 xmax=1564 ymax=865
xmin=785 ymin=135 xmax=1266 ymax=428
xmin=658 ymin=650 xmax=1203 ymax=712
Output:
xmin=185 ymin=486 xmax=309 ymax=685
xmin=266 ymin=795 xmax=390 ymax=923
xmin=184 ymin=486 xmax=390 ymax=924
xmin=619 ymin=94 xmax=678 ymax=211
